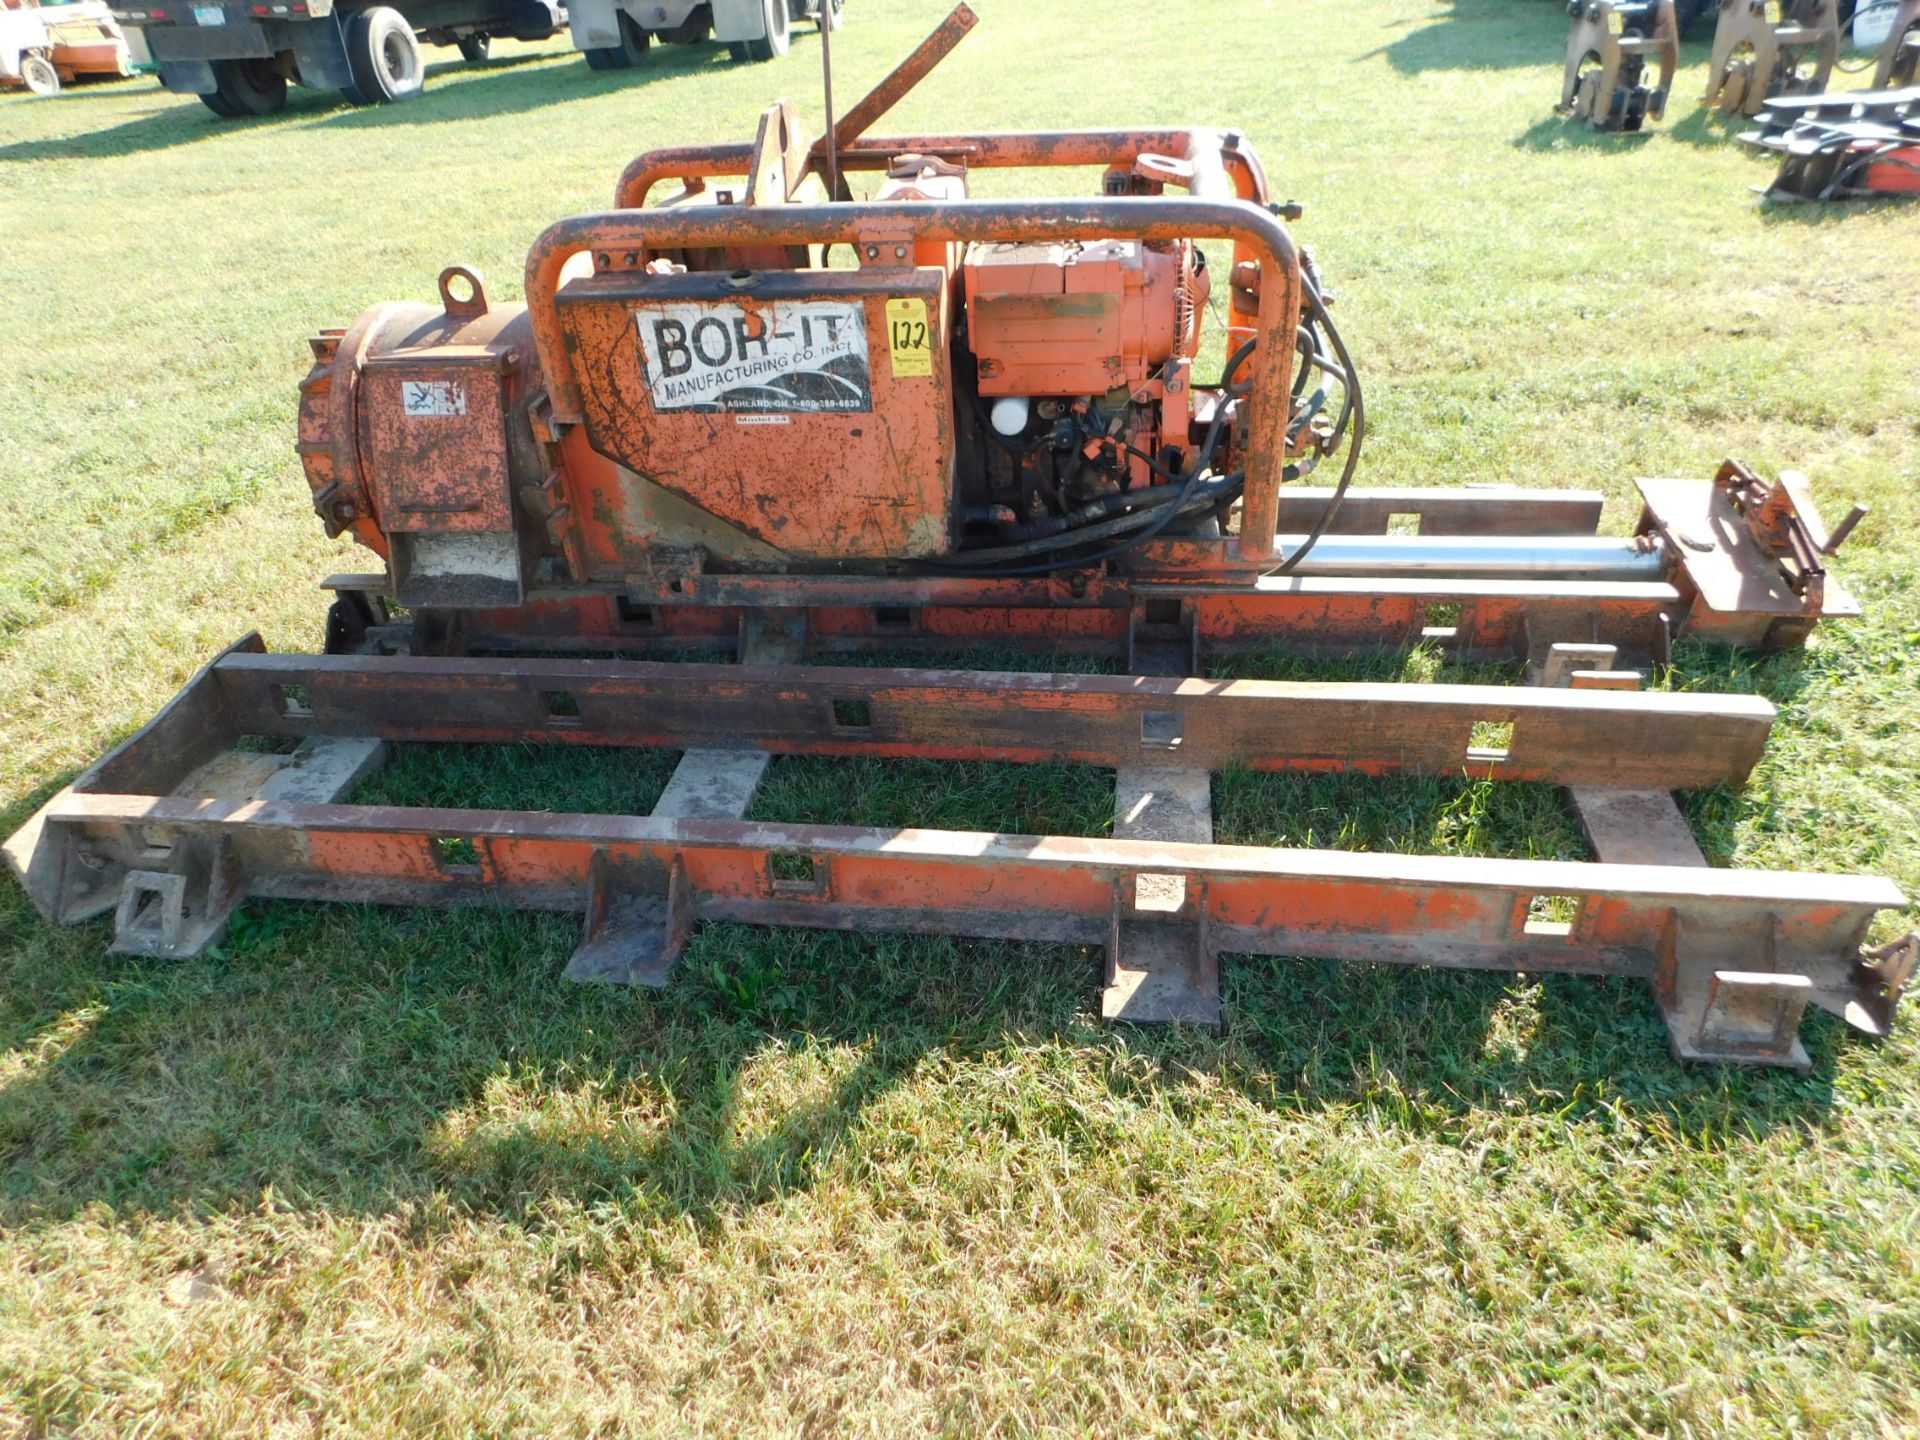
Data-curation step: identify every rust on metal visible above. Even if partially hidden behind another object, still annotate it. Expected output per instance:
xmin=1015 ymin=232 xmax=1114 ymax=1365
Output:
xmin=522 ymin=194 xmax=1303 ymax=560
xmin=13 ymin=779 xmax=1908 ymax=1070
xmin=812 ymin=2 xmax=979 ymax=175
xmin=6 ymin=7 xmax=1905 ymax=1071
xmin=615 ymin=129 xmax=1270 ymax=212
xmin=1633 ymin=463 xmax=1861 ymax=647
xmin=200 ymin=647 xmax=1777 ymax=789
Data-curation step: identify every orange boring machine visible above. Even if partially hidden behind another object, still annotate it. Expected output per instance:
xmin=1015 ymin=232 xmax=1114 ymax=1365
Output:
xmin=8 ymin=6 xmax=1913 ymax=1068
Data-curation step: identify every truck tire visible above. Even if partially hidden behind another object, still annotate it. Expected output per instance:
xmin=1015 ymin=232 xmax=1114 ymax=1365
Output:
xmin=728 ymin=0 xmax=789 ymax=60
xmin=199 ymin=85 xmax=243 ymax=116
xmin=342 ymin=7 xmax=423 ymax=104
xmin=209 ymin=57 xmax=288 ymax=115
xmin=457 ymin=31 xmax=490 ymax=62
xmin=817 ymin=0 xmax=843 ymax=31
xmin=585 ymin=11 xmax=649 ymax=68
xmin=21 ymin=53 xmax=60 ymax=95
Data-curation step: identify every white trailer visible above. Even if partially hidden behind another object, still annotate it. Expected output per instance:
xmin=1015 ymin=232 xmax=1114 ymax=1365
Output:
xmin=568 ymin=0 xmax=839 ymax=70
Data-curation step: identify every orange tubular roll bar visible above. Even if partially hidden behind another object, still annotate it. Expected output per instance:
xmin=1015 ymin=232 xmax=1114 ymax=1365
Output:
xmin=610 ymin=128 xmax=1272 ymax=211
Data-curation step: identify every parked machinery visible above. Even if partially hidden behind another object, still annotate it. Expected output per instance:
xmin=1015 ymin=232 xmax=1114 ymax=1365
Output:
xmin=1743 ymin=82 xmax=1920 ymax=196
xmin=1871 ymin=0 xmax=1920 ymax=87
xmin=110 ymin=0 xmax=563 ymax=116
xmin=568 ymin=0 xmax=838 ymax=72
xmin=0 ymin=0 xmax=132 ymax=95
xmin=1705 ymin=0 xmax=1841 ymax=115
xmin=1561 ymin=0 xmax=1680 ymax=130
xmin=10 ymin=7 xmax=1912 ymax=1068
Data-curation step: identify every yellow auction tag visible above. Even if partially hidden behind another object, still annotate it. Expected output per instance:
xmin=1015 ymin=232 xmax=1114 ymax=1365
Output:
xmin=1607 ymin=8 xmax=1625 ymax=32
xmin=885 ymin=297 xmax=933 ymax=378
xmin=1765 ymin=0 xmax=1782 ymax=21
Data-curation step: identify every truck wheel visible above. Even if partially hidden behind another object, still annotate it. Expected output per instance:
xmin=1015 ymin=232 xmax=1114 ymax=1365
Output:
xmin=210 ymin=57 xmax=287 ymax=115
xmin=21 ymin=53 xmax=61 ymax=95
xmin=344 ymin=7 xmax=423 ymax=103
xmin=199 ymin=85 xmax=243 ymax=116
xmin=817 ymin=0 xmax=843 ymax=31
xmin=586 ymin=11 xmax=649 ymax=68
xmin=730 ymin=0 xmax=789 ymax=60
xmin=457 ymin=31 xmax=490 ymax=62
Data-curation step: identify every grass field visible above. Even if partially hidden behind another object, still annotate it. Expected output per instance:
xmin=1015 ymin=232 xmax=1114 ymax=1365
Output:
xmin=4 ymin=1 xmax=1920 ymax=1434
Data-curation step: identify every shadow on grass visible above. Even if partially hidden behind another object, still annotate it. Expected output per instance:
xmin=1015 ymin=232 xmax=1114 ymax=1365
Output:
xmin=1511 ymin=113 xmax=1659 ymax=152
xmin=302 ymin=39 xmax=745 ymax=131
xmin=1756 ymin=190 xmax=1918 ymax=223
xmin=1665 ymin=100 xmax=1757 ymax=149
xmin=1373 ymin=0 xmax=1724 ymax=75
xmin=0 ymin=893 xmax=1849 ymax=1235
xmin=0 ymin=37 xmax=741 ymax=164
xmin=0 ymin=786 xmax=1845 ymax=1238
xmin=1367 ymin=0 xmax=1565 ymax=74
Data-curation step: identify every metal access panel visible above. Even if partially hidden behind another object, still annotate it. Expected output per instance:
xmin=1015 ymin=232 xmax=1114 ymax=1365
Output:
xmin=557 ymin=266 xmax=957 ymax=560
xmin=360 ymin=350 xmax=514 ymax=534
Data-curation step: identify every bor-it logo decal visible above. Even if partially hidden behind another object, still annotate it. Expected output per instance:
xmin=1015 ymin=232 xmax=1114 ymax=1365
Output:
xmin=635 ymin=300 xmax=872 ymax=414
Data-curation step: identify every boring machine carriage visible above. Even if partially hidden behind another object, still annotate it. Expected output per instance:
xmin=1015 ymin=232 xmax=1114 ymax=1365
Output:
xmin=8 ymin=7 xmax=1913 ymax=1068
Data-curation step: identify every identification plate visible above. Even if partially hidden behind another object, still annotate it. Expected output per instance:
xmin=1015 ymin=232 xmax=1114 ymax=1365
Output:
xmin=1765 ymin=0 xmax=1782 ymax=20
xmin=194 ymin=5 xmax=225 ymax=23
xmin=884 ymin=297 xmax=934 ymax=378
xmin=401 ymin=379 xmax=466 ymax=417
xmin=634 ymin=300 xmax=872 ymax=413
xmin=1606 ymin=8 xmax=1624 ymax=32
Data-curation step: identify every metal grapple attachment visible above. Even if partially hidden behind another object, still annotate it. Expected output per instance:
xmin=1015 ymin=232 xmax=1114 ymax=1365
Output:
xmin=1704 ymin=0 xmax=1840 ymax=117
xmin=1873 ymin=0 xmax=1920 ymax=89
xmin=1740 ymin=84 xmax=1920 ymax=201
xmin=1561 ymin=0 xmax=1679 ymax=131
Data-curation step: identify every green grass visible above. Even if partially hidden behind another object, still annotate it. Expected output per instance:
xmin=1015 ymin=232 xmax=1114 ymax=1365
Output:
xmin=4 ymin=0 xmax=1920 ymax=1433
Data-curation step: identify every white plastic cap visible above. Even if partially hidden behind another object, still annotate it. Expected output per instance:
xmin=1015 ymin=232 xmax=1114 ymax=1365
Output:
xmin=989 ymin=396 xmax=1031 ymax=438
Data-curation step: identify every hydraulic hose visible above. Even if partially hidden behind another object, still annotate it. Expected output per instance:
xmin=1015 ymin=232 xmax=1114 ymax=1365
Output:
xmin=1262 ymin=274 xmax=1363 ymax=576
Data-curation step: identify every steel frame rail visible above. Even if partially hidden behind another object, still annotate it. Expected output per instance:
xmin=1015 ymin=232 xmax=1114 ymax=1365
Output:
xmin=323 ymin=475 xmax=1858 ymax=665
xmin=7 ymin=636 xmax=1911 ymax=1070
xmin=209 ymin=649 xmax=1775 ymax=788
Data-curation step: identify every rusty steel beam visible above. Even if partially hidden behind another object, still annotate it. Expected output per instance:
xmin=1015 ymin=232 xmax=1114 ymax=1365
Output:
xmin=203 ymin=650 xmax=1773 ymax=789
xmin=6 ymin=636 xmax=1910 ymax=1064
xmin=406 ymin=575 xmax=1680 ymax=666
xmin=815 ymin=2 xmax=978 ymax=165
xmin=16 ymin=790 xmax=1909 ymax=1062
xmin=525 ymin=197 xmax=1302 ymax=560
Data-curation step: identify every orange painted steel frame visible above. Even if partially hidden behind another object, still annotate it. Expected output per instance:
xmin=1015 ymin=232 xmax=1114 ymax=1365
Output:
xmin=209 ymin=650 xmax=1778 ymax=788
xmin=527 ymin=194 xmax=1301 ymax=559
xmin=37 ymin=789 xmax=1902 ymax=992
xmin=608 ymin=125 xmax=1272 ymax=385
xmin=528 ymin=125 xmax=1290 ymax=555
xmin=428 ymin=575 xmax=1682 ymax=664
xmin=9 ymin=637 xmax=1910 ymax=1067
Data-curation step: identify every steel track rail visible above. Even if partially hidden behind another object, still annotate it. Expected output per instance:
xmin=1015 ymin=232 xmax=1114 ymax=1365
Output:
xmin=6 ymin=635 xmax=1912 ymax=1068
